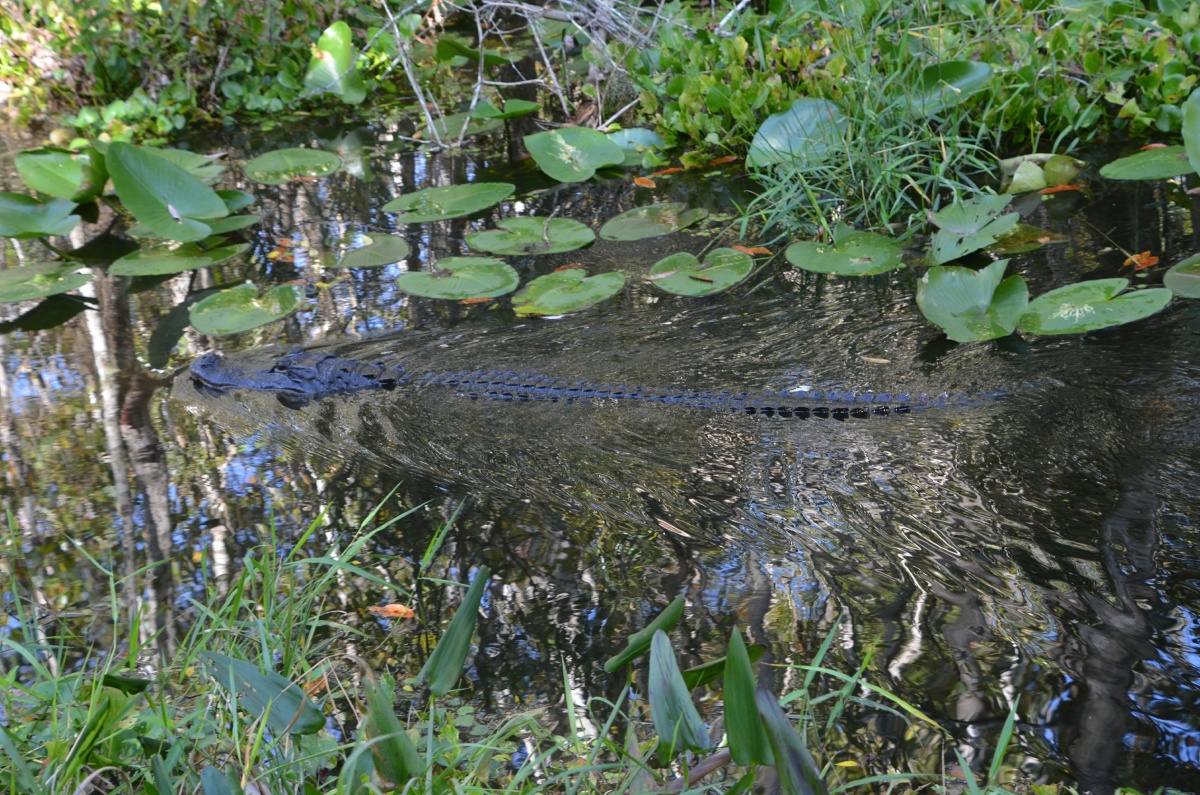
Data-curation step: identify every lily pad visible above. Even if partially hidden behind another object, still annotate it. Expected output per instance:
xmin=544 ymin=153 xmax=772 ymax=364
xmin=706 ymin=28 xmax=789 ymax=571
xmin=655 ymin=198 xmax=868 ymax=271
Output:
xmin=0 ymin=263 xmax=93 ymax=304
xmin=907 ymin=60 xmax=993 ymax=117
xmin=512 ymin=269 xmax=626 ymax=315
xmin=15 ymin=146 xmax=107 ymax=202
xmin=434 ymin=37 xmax=512 ymax=68
xmin=395 ymin=257 xmax=518 ymax=300
xmin=334 ymin=234 xmax=411 ymax=268
xmin=304 ymin=21 xmax=366 ymax=104
xmin=243 ymin=148 xmax=343 ymax=185
xmin=471 ymin=99 xmax=541 ymax=120
xmin=204 ymin=214 xmax=263 ymax=234
xmin=746 ymin=98 xmax=847 ymax=169
xmin=0 ymin=193 xmax=81 ymax=239
xmin=916 ymin=259 xmax=1029 ymax=342
xmin=107 ymin=141 xmax=229 ymax=242
xmin=383 ymin=183 xmax=514 ymax=223
xmin=189 ymin=283 xmax=305 ymax=335
xmin=987 ymin=224 xmax=1067 ymax=255
xmin=465 ymin=217 xmax=595 ymax=256
xmin=1098 ymin=146 xmax=1194 ymax=181
xmin=1004 ymin=160 xmax=1048 ymax=194
xmin=524 ymin=128 xmax=625 ymax=183
xmin=785 ymin=229 xmax=903 ymax=276
xmin=1184 ymin=87 xmax=1200 ymax=176
xmin=1164 ymin=253 xmax=1200 ymax=298
xmin=648 ymin=248 xmax=754 ymax=296
xmin=428 ymin=111 xmax=503 ymax=140
xmin=217 ymin=189 xmax=256 ymax=213
xmin=1019 ymin=279 xmax=1172 ymax=334
xmin=110 ymin=242 xmax=249 ymax=276
xmin=599 ymin=203 xmax=708 ymax=241
xmin=607 ymin=128 xmax=667 ymax=166
xmin=926 ymin=194 xmax=1020 ymax=265
xmin=145 ymin=147 xmax=226 ymax=182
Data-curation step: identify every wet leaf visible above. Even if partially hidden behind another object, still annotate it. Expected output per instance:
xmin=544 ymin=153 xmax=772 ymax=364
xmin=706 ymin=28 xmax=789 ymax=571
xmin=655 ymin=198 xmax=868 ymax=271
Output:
xmin=1121 ymin=250 xmax=1159 ymax=270
xmin=1037 ymin=184 xmax=1082 ymax=195
xmin=395 ymin=257 xmax=518 ymax=300
xmin=917 ymin=259 xmax=1029 ymax=342
xmin=1164 ymin=253 xmax=1200 ymax=298
xmin=649 ymin=631 xmax=709 ymax=762
xmin=218 ymin=189 xmax=256 ymax=213
xmin=202 ymin=651 xmax=325 ymax=736
xmin=428 ymin=111 xmax=503 ymax=139
xmin=189 ymin=283 xmax=305 ymax=335
xmin=369 ymin=604 xmax=417 ymax=618
xmin=418 ymin=566 xmax=490 ymax=697
xmin=651 ymin=167 xmax=685 ymax=176
xmin=747 ymin=98 xmax=846 ymax=168
xmin=907 ymin=60 xmax=992 ymax=117
xmin=1183 ymin=86 xmax=1200 ymax=176
xmin=725 ymin=628 xmax=772 ymax=767
xmin=512 ymin=269 xmax=626 ymax=316
xmin=466 ymin=217 xmax=595 ymax=256
xmin=757 ymin=690 xmax=828 ymax=795
xmin=0 ymin=193 xmax=81 ymax=238
xmin=15 ymin=146 xmax=107 ymax=202
xmin=987 ymin=223 xmax=1066 ymax=255
xmin=633 ymin=176 xmax=656 ymax=188
xmin=680 ymin=643 xmax=766 ymax=689
xmin=335 ymin=234 xmax=410 ymax=268
xmin=111 ymin=242 xmax=248 ymax=276
xmin=471 ymin=99 xmax=540 ymax=120
xmin=786 ymin=229 xmax=903 ymax=276
xmin=649 ymin=248 xmax=753 ymax=295
xmin=1099 ymin=146 xmax=1193 ymax=180
xmin=1019 ymin=278 xmax=1172 ymax=334
xmin=107 ymin=142 xmax=228 ymax=242
xmin=525 ymin=127 xmax=625 ymax=182
xmin=599 ymin=202 xmax=708 ymax=241
xmin=364 ymin=674 xmax=421 ymax=785
xmin=383 ymin=183 xmax=514 ymax=223
xmin=435 ymin=37 xmax=512 ymax=68
xmin=608 ymin=128 xmax=666 ymax=166
xmin=244 ymin=148 xmax=342 ymax=185
xmin=0 ymin=262 xmax=92 ymax=304
xmin=926 ymin=194 xmax=1019 ymax=265
xmin=145 ymin=147 xmax=226 ymax=181
xmin=733 ymin=245 xmax=772 ymax=255
xmin=204 ymin=214 xmax=263 ymax=235
xmin=604 ymin=594 xmax=686 ymax=673
xmin=304 ymin=21 xmax=366 ymax=104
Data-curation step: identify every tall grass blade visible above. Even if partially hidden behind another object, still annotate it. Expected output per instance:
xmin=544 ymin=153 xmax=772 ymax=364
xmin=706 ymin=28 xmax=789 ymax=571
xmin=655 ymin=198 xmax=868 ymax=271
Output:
xmin=756 ymin=689 xmax=828 ymax=795
xmin=987 ymin=697 xmax=1020 ymax=785
xmin=648 ymin=630 xmax=709 ymax=762
xmin=418 ymin=565 xmax=491 ymax=697
xmin=725 ymin=627 xmax=772 ymax=767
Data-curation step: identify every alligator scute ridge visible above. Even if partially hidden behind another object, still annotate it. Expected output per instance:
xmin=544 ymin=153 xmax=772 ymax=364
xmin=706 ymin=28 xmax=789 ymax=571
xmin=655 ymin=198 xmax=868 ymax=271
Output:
xmin=188 ymin=349 xmax=992 ymax=416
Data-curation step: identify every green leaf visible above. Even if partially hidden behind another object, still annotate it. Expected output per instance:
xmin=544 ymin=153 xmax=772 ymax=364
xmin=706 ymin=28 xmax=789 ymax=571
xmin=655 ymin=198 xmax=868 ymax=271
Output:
xmin=648 ymin=248 xmax=754 ymax=295
xmin=418 ymin=566 xmax=490 ymax=697
xmin=525 ymin=128 xmax=625 ymax=182
xmin=917 ymin=260 xmax=1029 ymax=342
xmin=15 ymin=146 xmax=106 ymax=202
xmin=907 ymin=60 xmax=992 ymax=117
xmin=512 ymin=269 xmax=626 ymax=316
xmin=471 ymin=99 xmax=541 ymax=120
xmin=1003 ymin=160 xmax=1046 ymax=194
xmin=189 ymin=283 xmax=305 ymax=335
xmin=1165 ymin=253 xmax=1200 ymax=298
xmin=756 ymin=690 xmax=828 ymax=795
xmin=427 ymin=111 xmax=503 ymax=140
xmin=746 ymin=98 xmax=846 ymax=169
xmin=725 ymin=629 xmax=773 ymax=767
xmin=1019 ymin=279 xmax=1172 ymax=334
xmin=0 ymin=262 xmax=92 ymax=303
xmin=1099 ymin=146 xmax=1194 ymax=180
xmin=434 ymin=37 xmax=512 ymax=68
xmin=599 ymin=203 xmax=708 ymax=241
xmin=604 ymin=594 xmax=686 ymax=673
xmin=786 ymin=230 xmax=904 ymax=276
xmin=607 ymin=128 xmax=667 ymax=166
xmin=649 ymin=630 xmax=709 ymax=762
xmin=217 ymin=189 xmax=256 ymax=213
xmin=0 ymin=193 xmax=80 ymax=238
xmin=304 ymin=21 xmax=366 ymax=104
xmin=204 ymin=215 xmax=262 ymax=235
xmin=1183 ymin=87 xmax=1200 ymax=176
xmin=465 ymin=217 xmax=595 ymax=256
xmin=384 ymin=183 xmax=514 ymax=223
xmin=111 ymin=242 xmax=248 ymax=276
xmin=107 ymin=141 xmax=228 ymax=242
xmin=926 ymin=194 xmax=1020 ymax=265
xmin=363 ymin=674 xmax=422 ymax=786
xmin=335 ymin=235 xmax=411 ymax=268
xmin=396 ymin=257 xmax=518 ymax=300
xmin=200 ymin=766 xmax=244 ymax=795
xmin=243 ymin=148 xmax=343 ymax=185
xmin=201 ymin=651 xmax=325 ymax=736
xmin=145 ymin=147 xmax=226 ymax=182
xmin=680 ymin=644 xmax=766 ymax=690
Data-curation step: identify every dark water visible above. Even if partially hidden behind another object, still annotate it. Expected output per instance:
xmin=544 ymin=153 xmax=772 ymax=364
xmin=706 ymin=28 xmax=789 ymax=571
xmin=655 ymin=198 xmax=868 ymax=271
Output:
xmin=2 ymin=124 xmax=1199 ymax=792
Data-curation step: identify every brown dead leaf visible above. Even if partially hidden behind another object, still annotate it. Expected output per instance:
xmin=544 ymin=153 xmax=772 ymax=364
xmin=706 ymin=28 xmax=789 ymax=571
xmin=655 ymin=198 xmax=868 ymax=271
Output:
xmin=304 ymin=674 xmax=329 ymax=696
xmin=706 ymin=155 xmax=738 ymax=166
xmin=860 ymin=356 xmax=891 ymax=364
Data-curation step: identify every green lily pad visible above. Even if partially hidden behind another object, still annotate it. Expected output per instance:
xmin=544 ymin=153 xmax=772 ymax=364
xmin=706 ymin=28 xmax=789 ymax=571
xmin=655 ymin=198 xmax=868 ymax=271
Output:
xmin=599 ymin=203 xmax=708 ymax=241
xmin=335 ymin=234 xmax=411 ymax=268
xmin=746 ymin=98 xmax=847 ymax=169
xmin=648 ymin=248 xmax=754 ymax=296
xmin=608 ymin=128 xmax=667 ymax=166
xmin=465 ymin=217 xmax=595 ymax=256
xmin=145 ymin=147 xmax=226 ymax=182
xmin=428 ymin=111 xmax=503 ymax=140
xmin=471 ymin=99 xmax=541 ymax=120
xmin=0 ymin=263 xmax=93 ymax=304
xmin=15 ymin=146 xmax=107 ymax=202
xmin=218 ymin=189 xmax=256 ymax=213
xmin=107 ymin=141 xmax=229 ymax=242
xmin=926 ymin=194 xmax=1020 ymax=265
xmin=512 ymin=269 xmax=626 ymax=315
xmin=1164 ymin=253 xmax=1200 ymax=298
xmin=304 ymin=21 xmax=366 ymax=104
xmin=785 ymin=229 xmax=903 ymax=276
xmin=0 ymin=193 xmax=81 ymax=239
xmin=383 ymin=183 xmax=514 ymax=223
xmin=524 ymin=128 xmax=625 ymax=183
xmin=987 ymin=224 xmax=1066 ymax=255
xmin=434 ymin=37 xmax=513 ymax=68
xmin=1098 ymin=146 xmax=1194 ymax=180
xmin=1183 ymin=87 xmax=1200 ymax=176
xmin=110 ymin=242 xmax=249 ymax=276
xmin=1019 ymin=279 xmax=1172 ymax=334
xmin=907 ymin=60 xmax=993 ymax=117
xmin=1004 ymin=160 xmax=1047 ymax=194
xmin=916 ymin=259 xmax=1029 ymax=342
xmin=243 ymin=148 xmax=343 ymax=185
xmin=189 ymin=283 xmax=305 ymax=335
xmin=204 ymin=214 xmax=263 ymax=234
xmin=395 ymin=257 xmax=518 ymax=300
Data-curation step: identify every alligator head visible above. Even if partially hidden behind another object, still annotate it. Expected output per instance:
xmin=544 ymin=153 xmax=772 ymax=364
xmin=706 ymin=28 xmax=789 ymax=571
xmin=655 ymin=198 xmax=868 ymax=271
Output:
xmin=190 ymin=349 xmax=407 ymax=408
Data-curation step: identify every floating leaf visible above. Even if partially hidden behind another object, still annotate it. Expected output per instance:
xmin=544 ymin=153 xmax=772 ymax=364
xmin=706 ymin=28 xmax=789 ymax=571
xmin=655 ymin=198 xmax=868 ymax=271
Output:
xmin=471 ymin=99 xmax=541 ymax=120
xmin=335 ymin=235 xmax=410 ymax=268
xmin=145 ymin=147 xmax=226 ymax=182
xmin=465 ymin=217 xmax=595 ymax=256
xmin=111 ymin=242 xmax=249 ymax=276
xmin=217 ymin=189 xmax=256 ymax=213
xmin=1183 ymin=86 xmax=1200 ymax=176
xmin=201 ymin=651 xmax=325 ymax=736
xmin=608 ymin=128 xmax=667 ymax=166
xmin=427 ymin=111 xmax=503 ymax=140
xmin=916 ymin=259 xmax=1029 ymax=342
xmin=204 ymin=214 xmax=263 ymax=234
xmin=147 ymin=288 xmax=219 ymax=368
xmin=0 ymin=263 xmax=92 ymax=304
xmin=435 ymin=37 xmax=512 ymax=68
xmin=244 ymin=148 xmax=343 ymax=185
xmin=599 ymin=203 xmax=708 ymax=241
xmin=0 ymin=193 xmax=80 ymax=239
xmin=304 ymin=21 xmax=366 ymax=104
xmin=926 ymin=194 xmax=1020 ymax=265
xmin=512 ymin=269 xmax=625 ymax=315
xmin=395 ymin=257 xmax=518 ymax=300
xmin=907 ymin=60 xmax=993 ymax=117
xmin=746 ymin=98 xmax=846 ymax=169
xmin=15 ymin=146 xmax=107 ymax=202
xmin=1019 ymin=279 xmax=1172 ymax=334
xmin=785 ymin=230 xmax=903 ymax=276
xmin=649 ymin=248 xmax=753 ymax=295
xmin=988 ymin=224 xmax=1066 ymax=255
xmin=383 ymin=183 xmax=514 ymax=223
xmin=1164 ymin=253 xmax=1200 ymax=298
xmin=525 ymin=127 xmax=625 ymax=183
xmin=189 ymin=283 xmax=304 ymax=335
xmin=107 ymin=142 xmax=228 ymax=242
xmin=1098 ymin=146 xmax=1194 ymax=180
xmin=1004 ymin=160 xmax=1047 ymax=194
xmin=649 ymin=631 xmax=709 ymax=762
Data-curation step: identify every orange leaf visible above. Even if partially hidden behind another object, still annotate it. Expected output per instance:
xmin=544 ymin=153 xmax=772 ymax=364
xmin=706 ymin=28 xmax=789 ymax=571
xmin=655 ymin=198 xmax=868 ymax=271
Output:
xmin=458 ymin=297 xmax=495 ymax=305
xmin=554 ymin=264 xmax=585 ymax=272
xmin=304 ymin=675 xmax=329 ymax=696
xmin=707 ymin=155 xmax=738 ymax=165
xmin=732 ymin=245 xmax=772 ymax=255
xmin=633 ymin=176 xmax=656 ymax=188
xmin=1122 ymin=251 xmax=1159 ymax=270
xmin=1140 ymin=143 xmax=1169 ymax=150
xmin=1037 ymin=184 xmax=1082 ymax=194
xmin=651 ymin=167 xmax=685 ymax=176
xmin=369 ymin=604 xmax=417 ymax=618
xmin=689 ymin=274 xmax=715 ymax=282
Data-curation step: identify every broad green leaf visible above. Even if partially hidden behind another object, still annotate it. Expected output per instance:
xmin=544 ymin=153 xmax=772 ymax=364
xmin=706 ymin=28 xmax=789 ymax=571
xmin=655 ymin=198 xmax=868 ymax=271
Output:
xmin=681 ymin=644 xmax=767 ymax=690
xmin=145 ymin=147 xmax=226 ymax=181
xmin=218 ymin=189 xmax=256 ymax=213
xmin=608 ymin=128 xmax=666 ymax=166
xmin=465 ymin=217 xmax=595 ymax=256
xmin=1165 ymin=253 xmax=1200 ymax=298
xmin=0 ymin=193 xmax=80 ymax=238
xmin=204 ymin=214 xmax=262 ymax=235
xmin=907 ymin=60 xmax=992 ymax=117
xmin=200 ymin=766 xmax=243 ymax=795
xmin=243 ymin=148 xmax=343 ymax=184
xmin=435 ymin=37 xmax=512 ymax=68
xmin=15 ymin=146 xmax=106 ymax=202
xmin=304 ymin=21 xmax=366 ymax=104
xmin=201 ymin=651 xmax=325 ymax=735
xmin=396 ymin=257 xmax=518 ymax=300
xmin=525 ymin=128 xmax=625 ymax=182
xmin=926 ymin=194 xmax=1019 ymax=265
xmin=107 ymin=141 xmax=228 ymax=242
xmin=1004 ymin=160 xmax=1046 ymax=194
xmin=917 ymin=259 xmax=1029 ymax=342
xmin=512 ymin=269 xmax=626 ymax=316
xmin=0 ymin=263 xmax=92 ymax=303
xmin=427 ymin=111 xmax=503 ymax=140
xmin=1019 ymin=278 xmax=1172 ymax=334
xmin=383 ymin=183 xmax=514 ymax=223
xmin=335 ymin=234 xmax=411 ymax=268
xmin=1042 ymin=154 xmax=1087 ymax=185
xmin=648 ymin=248 xmax=754 ymax=295
xmin=725 ymin=628 xmax=773 ymax=767
xmin=746 ymin=98 xmax=846 ymax=169
xmin=599 ymin=203 xmax=708 ymax=241
xmin=1099 ymin=146 xmax=1194 ymax=180
xmin=1184 ymin=87 xmax=1200 ymax=176
xmin=189 ymin=283 xmax=305 ymax=335
xmin=604 ymin=594 xmax=686 ymax=673
xmin=418 ymin=566 xmax=490 ymax=697
xmin=111 ymin=242 xmax=248 ymax=276
xmin=471 ymin=99 xmax=541 ymax=120
xmin=756 ymin=690 xmax=828 ymax=795
xmin=785 ymin=230 xmax=904 ymax=276
xmin=649 ymin=631 xmax=709 ymax=762
xmin=363 ymin=674 xmax=421 ymax=786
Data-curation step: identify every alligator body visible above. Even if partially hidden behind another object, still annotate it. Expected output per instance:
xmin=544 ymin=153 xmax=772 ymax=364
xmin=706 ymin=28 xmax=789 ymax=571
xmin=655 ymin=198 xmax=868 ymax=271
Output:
xmin=190 ymin=349 xmax=991 ymax=417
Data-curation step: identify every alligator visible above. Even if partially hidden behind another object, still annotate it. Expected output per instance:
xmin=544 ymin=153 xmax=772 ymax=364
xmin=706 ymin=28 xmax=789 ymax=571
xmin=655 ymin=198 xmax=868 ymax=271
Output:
xmin=189 ymin=348 xmax=996 ymax=418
